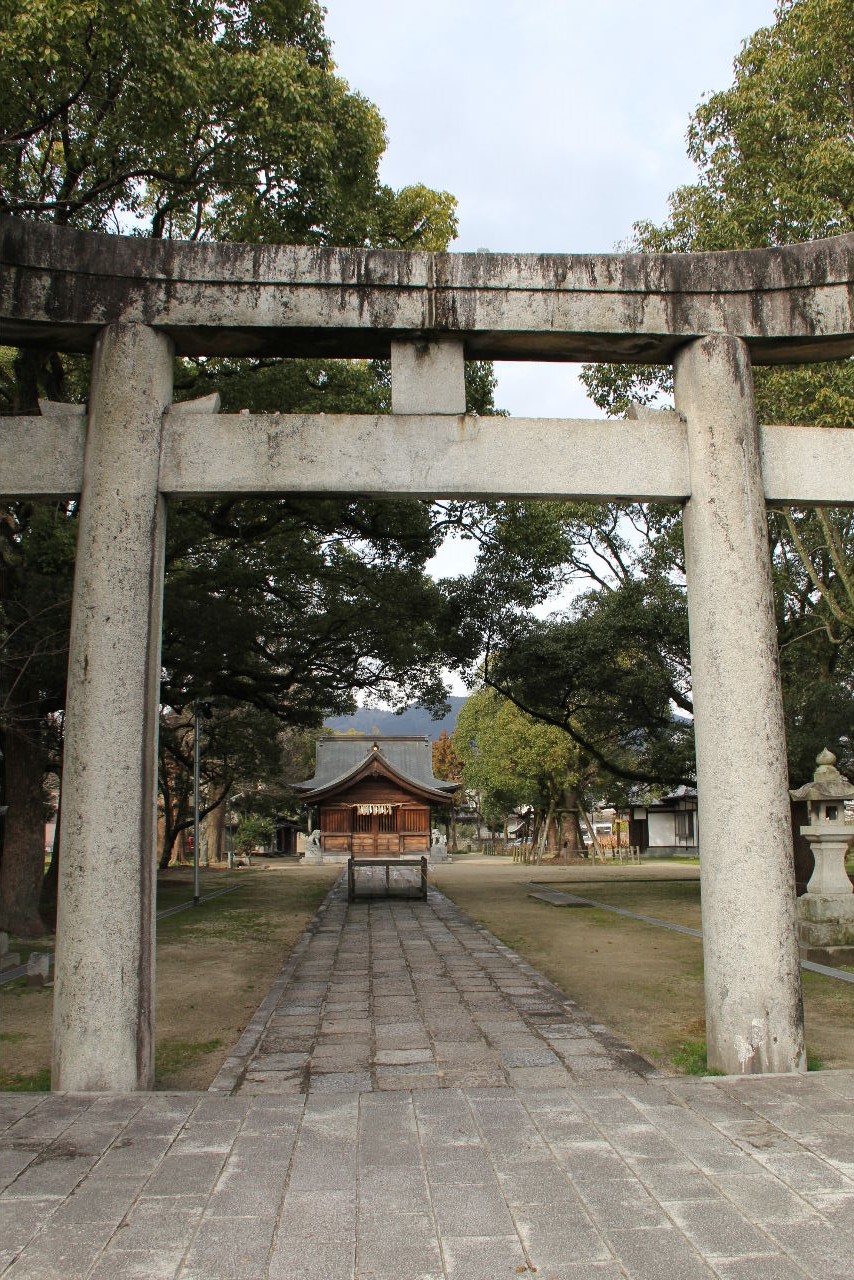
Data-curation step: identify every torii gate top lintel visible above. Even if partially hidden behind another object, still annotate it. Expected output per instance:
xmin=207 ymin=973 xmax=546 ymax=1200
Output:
xmin=2 ymin=217 xmax=854 ymax=364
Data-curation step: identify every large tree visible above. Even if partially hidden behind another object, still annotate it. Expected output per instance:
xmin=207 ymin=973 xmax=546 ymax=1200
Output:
xmin=0 ymin=0 xmax=484 ymax=932
xmin=494 ymin=0 xmax=854 ymax=790
xmin=452 ymin=685 xmax=599 ymax=859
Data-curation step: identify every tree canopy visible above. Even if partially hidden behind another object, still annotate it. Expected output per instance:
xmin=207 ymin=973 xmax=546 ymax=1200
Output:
xmin=452 ymin=684 xmax=598 ymax=856
xmin=0 ymin=0 xmax=480 ymax=933
xmin=0 ymin=0 xmax=457 ymax=247
xmin=492 ymin=0 xmax=854 ymax=791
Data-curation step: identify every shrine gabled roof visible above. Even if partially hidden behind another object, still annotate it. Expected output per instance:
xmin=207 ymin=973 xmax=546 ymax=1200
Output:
xmin=292 ymin=735 xmax=457 ymax=804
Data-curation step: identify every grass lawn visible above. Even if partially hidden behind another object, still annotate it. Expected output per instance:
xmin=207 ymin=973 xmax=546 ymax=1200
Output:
xmin=432 ymin=859 xmax=854 ymax=1075
xmin=2 ymin=857 xmax=852 ymax=1087
xmin=0 ymin=861 xmax=338 ymax=1091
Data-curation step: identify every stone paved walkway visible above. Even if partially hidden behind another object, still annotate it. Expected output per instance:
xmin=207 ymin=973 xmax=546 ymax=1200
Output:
xmin=3 ymin=876 xmax=854 ymax=1279
xmin=212 ymin=878 xmax=648 ymax=1096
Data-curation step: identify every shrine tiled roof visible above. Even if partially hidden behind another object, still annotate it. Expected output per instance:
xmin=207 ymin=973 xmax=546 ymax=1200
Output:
xmin=292 ymin=735 xmax=457 ymax=799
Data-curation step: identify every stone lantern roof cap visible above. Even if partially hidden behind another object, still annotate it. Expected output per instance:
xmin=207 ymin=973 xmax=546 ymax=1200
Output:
xmin=789 ymin=748 xmax=854 ymax=802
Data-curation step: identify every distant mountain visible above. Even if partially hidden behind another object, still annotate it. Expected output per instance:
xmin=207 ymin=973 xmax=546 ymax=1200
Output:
xmin=324 ymin=696 xmax=467 ymax=741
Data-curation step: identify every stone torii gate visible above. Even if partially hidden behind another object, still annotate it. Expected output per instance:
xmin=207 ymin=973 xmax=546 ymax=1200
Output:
xmin=4 ymin=218 xmax=854 ymax=1091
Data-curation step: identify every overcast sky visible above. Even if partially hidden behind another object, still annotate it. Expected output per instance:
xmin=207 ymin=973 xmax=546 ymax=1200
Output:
xmin=320 ymin=1 xmax=779 ymax=672
xmin=322 ymin=0 xmax=777 ymax=418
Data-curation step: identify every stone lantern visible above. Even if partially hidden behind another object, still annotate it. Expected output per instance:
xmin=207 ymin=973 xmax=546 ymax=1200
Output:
xmin=790 ymin=748 xmax=854 ymax=964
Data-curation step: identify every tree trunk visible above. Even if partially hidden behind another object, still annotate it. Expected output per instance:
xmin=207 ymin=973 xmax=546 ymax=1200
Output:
xmin=173 ymin=789 xmax=191 ymax=864
xmin=530 ymin=811 xmax=542 ymax=851
xmin=562 ymin=789 xmax=584 ymax=859
xmin=580 ymin=806 xmax=603 ymax=860
xmin=199 ymin=784 xmax=209 ymax=867
xmin=0 ymin=712 xmax=47 ymax=936
xmin=545 ymin=802 xmax=559 ymax=856
xmin=205 ymin=798 xmax=226 ymax=864
xmin=538 ymin=800 xmax=557 ymax=861
xmin=158 ymin=750 xmax=176 ymax=869
xmin=39 ymin=786 xmax=61 ymax=930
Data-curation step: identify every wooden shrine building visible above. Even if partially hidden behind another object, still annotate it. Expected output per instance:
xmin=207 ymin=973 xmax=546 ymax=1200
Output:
xmin=293 ymin=736 xmax=457 ymax=861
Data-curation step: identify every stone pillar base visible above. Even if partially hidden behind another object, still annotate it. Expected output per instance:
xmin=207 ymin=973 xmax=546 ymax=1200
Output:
xmin=797 ymin=894 xmax=854 ymax=953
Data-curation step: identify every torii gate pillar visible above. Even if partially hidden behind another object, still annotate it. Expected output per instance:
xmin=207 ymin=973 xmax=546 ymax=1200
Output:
xmin=676 ymin=334 xmax=805 ymax=1075
xmin=52 ymin=324 xmax=173 ymax=1092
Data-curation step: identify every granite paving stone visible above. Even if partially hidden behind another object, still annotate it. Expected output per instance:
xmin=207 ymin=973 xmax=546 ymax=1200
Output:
xmin=0 ymin=1198 xmax=58 ymax=1250
xmin=268 ymin=1240 xmax=356 ymax=1280
xmin=5 ymin=1075 xmax=854 ymax=1274
xmin=49 ymin=1178 xmax=144 ymax=1226
xmin=603 ymin=1226 xmax=717 ymax=1280
xmin=519 ymin=1222 xmax=613 ymax=1270
xmin=575 ymin=1178 xmax=673 ymax=1231
xmin=711 ymin=1170 xmax=818 ymax=1222
xmin=143 ymin=1150 xmax=226 ymax=1198
xmin=431 ymin=1182 xmax=516 ymax=1237
xmin=497 ymin=1162 xmax=578 ymax=1206
xmin=763 ymin=1217 xmax=854 ymax=1280
xmin=0 ymin=1153 xmax=96 ymax=1199
xmin=277 ymin=1189 xmax=356 ymax=1241
xmin=0 ymin=1149 xmax=40 ymax=1194
xmin=215 ymin=880 xmax=644 ymax=1095
xmin=4 ymin=875 xmax=854 ymax=1278
xmin=440 ymin=1233 xmax=529 ymax=1280
xmin=710 ymin=1258 xmax=814 ymax=1280
xmin=626 ymin=1157 xmax=723 ymax=1203
xmin=109 ymin=1194 xmax=206 ymax=1251
xmin=180 ymin=1214 xmax=277 ymax=1280
xmin=421 ymin=1134 xmax=497 ymax=1176
xmin=1 ymin=1219 xmax=115 ymax=1280
xmin=665 ymin=1199 xmax=780 ymax=1259
xmin=87 ymin=1247 xmax=186 ymax=1280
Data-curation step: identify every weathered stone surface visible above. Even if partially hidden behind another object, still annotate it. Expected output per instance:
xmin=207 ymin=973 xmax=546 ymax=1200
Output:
xmin=25 ymin=952 xmax=51 ymax=986
xmin=797 ymin=895 xmax=854 ymax=927
xmin=159 ymin=411 xmax=691 ymax=501
xmin=223 ymin=880 xmax=645 ymax=1094
xmin=10 ymin=219 xmax=853 ymax=1090
xmin=675 ymin=334 xmax=805 ymax=1076
xmin=52 ymin=323 xmax=173 ymax=1092
xmin=761 ymin=422 xmax=854 ymax=504
xmin=6 ymin=409 xmax=854 ymax=508
xmin=0 ymin=412 xmax=85 ymax=498
xmin=4 ymin=1073 xmax=854 ymax=1280
xmin=5 ymin=218 xmax=854 ymax=362
xmin=390 ymin=339 xmax=465 ymax=413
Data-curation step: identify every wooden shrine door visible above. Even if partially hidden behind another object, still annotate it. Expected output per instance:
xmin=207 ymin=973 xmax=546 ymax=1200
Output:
xmin=351 ymin=806 xmax=399 ymax=856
